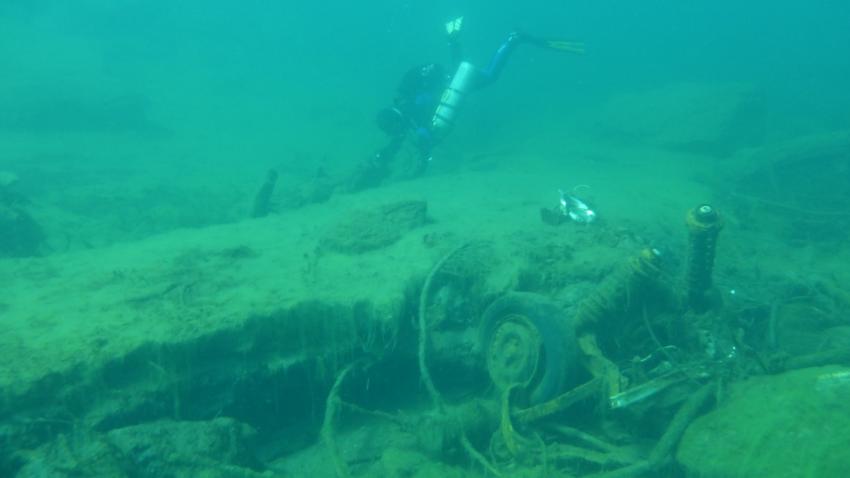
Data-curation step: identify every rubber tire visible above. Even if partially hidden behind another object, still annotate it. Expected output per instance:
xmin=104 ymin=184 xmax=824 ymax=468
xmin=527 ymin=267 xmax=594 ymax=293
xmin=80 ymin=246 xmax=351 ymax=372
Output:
xmin=479 ymin=292 xmax=578 ymax=404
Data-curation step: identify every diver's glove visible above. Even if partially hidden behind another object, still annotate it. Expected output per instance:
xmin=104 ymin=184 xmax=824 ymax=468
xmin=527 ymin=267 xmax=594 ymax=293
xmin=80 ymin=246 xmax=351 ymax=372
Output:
xmin=445 ymin=16 xmax=463 ymax=39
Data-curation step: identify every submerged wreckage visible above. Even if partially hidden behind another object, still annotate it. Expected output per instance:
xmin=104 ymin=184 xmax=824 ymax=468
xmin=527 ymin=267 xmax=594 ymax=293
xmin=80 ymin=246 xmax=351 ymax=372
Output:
xmin=1 ymin=176 xmax=849 ymax=477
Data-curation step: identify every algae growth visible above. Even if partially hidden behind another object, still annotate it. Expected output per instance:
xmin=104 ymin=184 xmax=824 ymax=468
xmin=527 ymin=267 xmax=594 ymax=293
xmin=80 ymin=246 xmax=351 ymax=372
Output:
xmin=2 ymin=2 xmax=850 ymax=477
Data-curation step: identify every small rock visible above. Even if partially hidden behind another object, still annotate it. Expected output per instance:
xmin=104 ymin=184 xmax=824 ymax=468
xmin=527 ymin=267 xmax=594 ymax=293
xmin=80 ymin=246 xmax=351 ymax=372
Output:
xmin=106 ymin=417 xmax=262 ymax=476
xmin=15 ymin=430 xmax=132 ymax=478
xmin=321 ymin=200 xmax=428 ymax=254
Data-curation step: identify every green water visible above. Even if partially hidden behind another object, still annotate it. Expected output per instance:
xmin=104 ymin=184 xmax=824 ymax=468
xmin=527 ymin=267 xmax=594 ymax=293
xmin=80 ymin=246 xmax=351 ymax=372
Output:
xmin=1 ymin=1 xmax=849 ymax=477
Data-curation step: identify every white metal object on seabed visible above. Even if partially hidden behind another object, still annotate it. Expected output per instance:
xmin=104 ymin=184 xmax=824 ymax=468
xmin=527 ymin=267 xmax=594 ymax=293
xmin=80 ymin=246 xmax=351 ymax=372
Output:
xmin=559 ymin=189 xmax=597 ymax=224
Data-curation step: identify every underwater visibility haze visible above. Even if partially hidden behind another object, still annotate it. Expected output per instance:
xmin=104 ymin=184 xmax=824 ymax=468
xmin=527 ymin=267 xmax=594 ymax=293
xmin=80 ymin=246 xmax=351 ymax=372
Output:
xmin=1 ymin=1 xmax=850 ymax=477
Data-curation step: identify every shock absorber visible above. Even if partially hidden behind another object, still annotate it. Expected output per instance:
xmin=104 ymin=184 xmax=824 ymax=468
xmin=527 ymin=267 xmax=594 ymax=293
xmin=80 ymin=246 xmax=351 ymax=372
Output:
xmin=574 ymin=248 xmax=664 ymax=329
xmin=573 ymin=248 xmax=664 ymax=395
xmin=685 ymin=204 xmax=724 ymax=313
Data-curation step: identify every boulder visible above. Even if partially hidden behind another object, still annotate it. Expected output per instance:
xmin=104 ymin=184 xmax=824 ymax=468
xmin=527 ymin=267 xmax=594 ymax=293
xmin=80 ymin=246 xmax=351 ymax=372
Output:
xmin=587 ymin=82 xmax=766 ymax=155
xmin=678 ymin=366 xmax=850 ymax=478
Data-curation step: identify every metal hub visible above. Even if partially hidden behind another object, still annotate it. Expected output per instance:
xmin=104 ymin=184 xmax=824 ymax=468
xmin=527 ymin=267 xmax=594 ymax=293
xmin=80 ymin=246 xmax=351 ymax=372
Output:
xmin=485 ymin=314 xmax=542 ymax=392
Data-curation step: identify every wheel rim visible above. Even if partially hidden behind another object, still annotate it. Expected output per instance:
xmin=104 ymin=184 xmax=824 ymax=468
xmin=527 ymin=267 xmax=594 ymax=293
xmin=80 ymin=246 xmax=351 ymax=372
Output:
xmin=485 ymin=313 xmax=543 ymax=393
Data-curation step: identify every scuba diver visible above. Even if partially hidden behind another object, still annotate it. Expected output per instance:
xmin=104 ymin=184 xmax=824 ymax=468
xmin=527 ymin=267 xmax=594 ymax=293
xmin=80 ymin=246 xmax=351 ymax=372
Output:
xmin=349 ymin=17 xmax=584 ymax=191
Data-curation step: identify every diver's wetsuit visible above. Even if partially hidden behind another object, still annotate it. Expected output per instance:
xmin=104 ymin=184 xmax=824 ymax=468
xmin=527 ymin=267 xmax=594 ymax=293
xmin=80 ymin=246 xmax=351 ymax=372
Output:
xmin=369 ymin=32 xmax=527 ymax=179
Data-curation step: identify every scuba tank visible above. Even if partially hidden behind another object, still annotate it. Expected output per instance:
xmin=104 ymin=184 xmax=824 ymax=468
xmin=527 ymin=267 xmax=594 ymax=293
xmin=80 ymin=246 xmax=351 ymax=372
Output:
xmin=431 ymin=61 xmax=477 ymax=132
